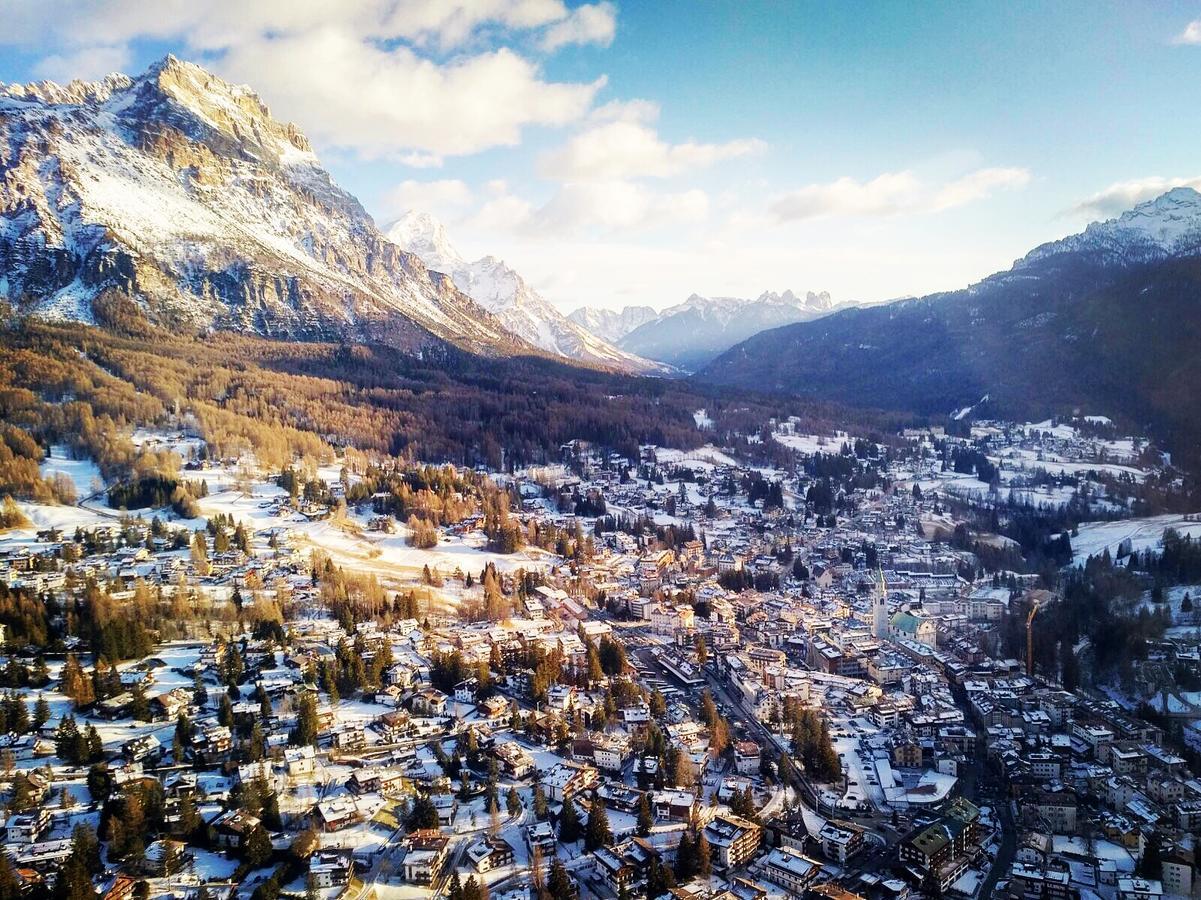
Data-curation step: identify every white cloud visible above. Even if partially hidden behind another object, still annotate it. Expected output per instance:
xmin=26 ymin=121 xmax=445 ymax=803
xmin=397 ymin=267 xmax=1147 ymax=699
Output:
xmin=930 ymin=167 xmax=1031 ymax=210
xmin=771 ymin=172 xmax=922 ymax=221
xmin=771 ymin=166 xmax=1029 ymax=222
xmin=471 ymin=192 xmax=536 ymax=231
xmin=9 ymin=1 xmax=610 ymax=158
xmin=1069 ymin=175 xmax=1201 ymax=219
xmin=217 ymin=28 xmax=602 ymax=157
xmin=399 ymin=152 xmax=444 ymax=169
xmin=541 ymin=119 xmax=764 ymax=180
xmin=32 ymin=44 xmax=131 ymax=82
xmin=589 ymin=98 xmax=661 ymax=123
xmin=380 ymin=178 xmax=474 ymax=220
xmin=540 ymin=2 xmax=617 ymax=51
xmin=6 ymin=1 xmax=602 ymax=52
xmin=1172 ymin=19 xmax=1201 ymax=44
xmin=530 ymin=180 xmax=709 ymax=233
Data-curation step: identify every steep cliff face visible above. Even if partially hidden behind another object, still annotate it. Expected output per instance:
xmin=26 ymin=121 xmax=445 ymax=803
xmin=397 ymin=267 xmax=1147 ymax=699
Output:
xmin=0 ymin=56 xmax=528 ymax=354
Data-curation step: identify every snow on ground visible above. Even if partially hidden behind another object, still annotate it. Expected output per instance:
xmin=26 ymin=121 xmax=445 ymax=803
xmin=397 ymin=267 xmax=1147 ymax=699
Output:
xmin=693 ymin=409 xmax=714 ymax=430
xmin=650 ymin=445 xmax=739 ymax=470
xmin=39 ymin=445 xmax=103 ymax=497
xmin=1072 ymin=514 xmax=1201 ymax=564
xmin=773 ymin=431 xmax=851 ymax=456
xmin=992 ymin=447 xmax=1147 ymax=483
xmin=12 ymin=501 xmax=111 ymax=534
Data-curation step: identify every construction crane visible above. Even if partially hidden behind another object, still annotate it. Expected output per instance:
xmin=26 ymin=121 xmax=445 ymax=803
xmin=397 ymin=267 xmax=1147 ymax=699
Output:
xmin=1026 ymin=597 xmax=1042 ymax=678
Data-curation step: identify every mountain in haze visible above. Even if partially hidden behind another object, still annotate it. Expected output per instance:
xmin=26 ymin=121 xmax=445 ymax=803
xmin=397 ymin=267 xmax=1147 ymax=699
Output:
xmin=608 ymin=289 xmax=838 ymax=371
xmin=567 ymin=305 xmax=658 ymax=344
xmin=387 ymin=212 xmax=661 ymax=372
xmin=0 ymin=56 xmax=527 ymax=354
xmin=698 ymin=187 xmax=1201 ymax=461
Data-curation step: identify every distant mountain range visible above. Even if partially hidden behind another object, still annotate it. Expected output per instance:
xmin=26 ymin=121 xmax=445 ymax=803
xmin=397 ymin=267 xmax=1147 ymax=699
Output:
xmin=572 ymin=289 xmax=839 ymax=371
xmin=567 ymin=305 xmax=658 ymax=344
xmin=387 ymin=212 xmax=661 ymax=372
xmin=698 ymin=187 xmax=1201 ymax=461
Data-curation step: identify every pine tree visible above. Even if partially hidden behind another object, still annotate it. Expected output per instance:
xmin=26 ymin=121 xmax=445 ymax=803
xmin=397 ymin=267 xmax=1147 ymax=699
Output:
xmin=530 ymin=844 xmax=546 ymax=900
xmin=130 ymin=682 xmax=150 ymax=721
xmin=547 ymin=859 xmax=574 ymax=900
xmin=533 ymin=783 xmax=549 ymax=820
xmin=33 ymin=695 xmax=51 ymax=731
xmin=675 ymin=829 xmax=696 ymax=881
xmin=637 ymin=793 xmax=653 ymax=836
xmin=558 ymin=798 xmax=582 ymax=844
xmin=507 ymin=786 xmax=522 ymax=817
xmin=244 ymin=824 xmax=273 ymax=867
xmin=584 ymin=800 xmax=612 ymax=851
xmin=695 ymin=831 xmax=711 ymax=877
xmin=448 ymin=871 xmax=464 ymax=900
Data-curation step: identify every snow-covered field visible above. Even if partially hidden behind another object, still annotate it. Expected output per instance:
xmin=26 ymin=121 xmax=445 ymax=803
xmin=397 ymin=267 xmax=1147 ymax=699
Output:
xmin=1072 ymin=514 xmax=1201 ymax=564
xmin=39 ymin=445 xmax=103 ymax=498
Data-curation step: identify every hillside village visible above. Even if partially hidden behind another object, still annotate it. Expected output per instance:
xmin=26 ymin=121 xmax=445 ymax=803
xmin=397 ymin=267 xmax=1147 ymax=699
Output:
xmin=1 ymin=414 xmax=1200 ymax=900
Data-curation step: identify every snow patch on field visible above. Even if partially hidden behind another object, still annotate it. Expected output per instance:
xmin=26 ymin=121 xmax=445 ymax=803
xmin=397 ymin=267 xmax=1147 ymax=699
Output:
xmin=39 ymin=445 xmax=103 ymax=497
xmin=1072 ymin=514 xmax=1201 ymax=563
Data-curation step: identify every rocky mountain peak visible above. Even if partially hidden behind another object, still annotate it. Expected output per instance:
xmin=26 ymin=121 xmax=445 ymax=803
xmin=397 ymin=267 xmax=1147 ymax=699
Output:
xmin=0 ymin=57 xmax=524 ymax=355
xmin=1020 ymin=186 xmax=1201 ymax=269
xmin=387 ymin=211 xmax=465 ymax=274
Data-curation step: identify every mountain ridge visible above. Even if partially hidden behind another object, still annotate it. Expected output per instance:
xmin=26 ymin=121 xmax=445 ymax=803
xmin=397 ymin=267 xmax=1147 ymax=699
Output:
xmin=697 ymin=186 xmax=1201 ymax=463
xmin=0 ymin=55 xmax=532 ymax=356
xmin=604 ymin=288 xmax=840 ymax=371
xmin=385 ymin=211 xmax=663 ymax=372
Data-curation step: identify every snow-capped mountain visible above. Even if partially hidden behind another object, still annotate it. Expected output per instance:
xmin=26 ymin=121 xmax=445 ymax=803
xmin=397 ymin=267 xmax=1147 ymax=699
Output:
xmin=1021 ymin=186 xmax=1201 ymax=268
xmin=614 ymin=289 xmax=838 ymax=370
xmin=386 ymin=211 xmax=662 ymax=372
xmin=567 ymin=305 xmax=658 ymax=344
xmin=0 ymin=56 xmax=526 ymax=354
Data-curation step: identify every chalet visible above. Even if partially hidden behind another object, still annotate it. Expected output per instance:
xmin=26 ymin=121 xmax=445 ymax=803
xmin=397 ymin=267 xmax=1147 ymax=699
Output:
xmin=543 ymin=761 xmax=600 ymax=802
xmin=332 ymin=726 xmax=367 ymax=752
xmin=758 ymin=846 xmax=823 ymax=895
xmin=138 ymin=840 xmax=189 ymax=877
xmin=705 ymin=814 xmax=763 ymax=870
xmin=211 ymin=810 xmax=260 ymax=849
xmin=285 ymin=745 xmax=317 ymax=777
xmin=315 ymin=797 xmax=362 ymax=832
xmin=495 ymin=742 xmax=535 ymax=778
xmin=5 ymin=808 xmax=50 ymax=843
xmin=309 ymin=851 xmax=354 ymax=888
xmin=466 ymin=836 xmax=515 ymax=873
xmin=733 ymin=741 xmax=761 ymax=775
xmin=400 ymin=830 xmax=450 ymax=884
xmin=374 ymin=710 xmax=411 ymax=742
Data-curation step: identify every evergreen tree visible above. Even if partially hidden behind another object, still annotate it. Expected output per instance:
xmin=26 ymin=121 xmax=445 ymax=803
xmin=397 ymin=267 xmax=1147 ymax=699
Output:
xmin=695 ymin=831 xmax=711 ymax=877
xmin=33 ymin=694 xmax=51 ymax=731
xmin=637 ymin=793 xmax=653 ymax=836
xmin=547 ymin=859 xmax=574 ymax=900
xmin=130 ymin=682 xmax=150 ymax=721
xmin=532 ymin=783 xmax=549 ymax=820
xmin=506 ymin=786 xmax=522 ymax=817
xmin=557 ymin=798 xmax=582 ymax=844
xmin=675 ymin=829 xmax=696 ymax=881
xmin=244 ymin=824 xmax=273 ymax=867
xmin=584 ymin=800 xmax=612 ymax=851
xmin=1138 ymin=831 xmax=1164 ymax=879
xmin=406 ymin=796 xmax=439 ymax=830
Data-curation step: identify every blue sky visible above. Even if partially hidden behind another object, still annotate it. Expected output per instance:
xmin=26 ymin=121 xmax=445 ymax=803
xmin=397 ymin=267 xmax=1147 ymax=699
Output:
xmin=4 ymin=1 xmax=1201 ymax=312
